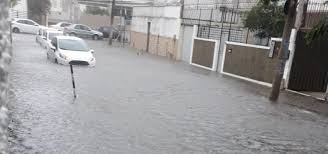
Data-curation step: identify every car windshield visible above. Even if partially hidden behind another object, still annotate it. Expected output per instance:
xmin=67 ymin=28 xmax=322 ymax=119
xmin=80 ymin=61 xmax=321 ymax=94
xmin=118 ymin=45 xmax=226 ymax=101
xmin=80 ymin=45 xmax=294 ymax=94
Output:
xmin=49 ymin=33 xmax=62 ymax=40
xmin=58 ymin=39 xmax=89 ymax=51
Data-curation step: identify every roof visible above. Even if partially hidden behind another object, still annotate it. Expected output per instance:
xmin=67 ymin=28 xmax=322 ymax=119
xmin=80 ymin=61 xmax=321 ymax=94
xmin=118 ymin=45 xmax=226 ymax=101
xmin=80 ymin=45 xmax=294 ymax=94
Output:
xmin=55 ymin=36 xmax=83 ymax=40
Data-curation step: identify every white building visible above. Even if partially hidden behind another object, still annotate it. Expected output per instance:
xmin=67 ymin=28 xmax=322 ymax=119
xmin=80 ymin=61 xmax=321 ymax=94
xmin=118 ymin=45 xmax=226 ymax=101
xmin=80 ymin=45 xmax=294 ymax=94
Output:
xmin=130 ymin=0 xmax=181 ymax=58
xmin=9 ymin=0 xmax=28 ymax=19
xmin=48 ymin=0 xmax=80 ymax=25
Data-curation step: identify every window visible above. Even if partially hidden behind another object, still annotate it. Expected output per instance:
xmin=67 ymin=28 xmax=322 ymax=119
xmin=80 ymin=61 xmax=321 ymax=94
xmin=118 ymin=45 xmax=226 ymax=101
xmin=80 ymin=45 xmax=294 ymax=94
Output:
xmin=58 ymin=39 xmax=89 ymax=51
xmin=17 ymin=20 xmax=26 ymax=24
xmin=81 ymin=25 xmax=90 ymax=31
xmin=48 ymin=33 xmax=62 ymax=41
xmin=25 ymin=20 xmax=35 ymax=25
xmin=74 ymin=25 xmax=82 ymax=30
xmin=61 ymin=23 xmax=71 ymax=27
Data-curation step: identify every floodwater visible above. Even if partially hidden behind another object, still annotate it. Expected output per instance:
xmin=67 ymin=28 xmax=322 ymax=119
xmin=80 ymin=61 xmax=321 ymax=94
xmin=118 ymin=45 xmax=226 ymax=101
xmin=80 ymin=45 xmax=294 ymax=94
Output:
xmin=8 ymin=34 xmax=328 ymax=153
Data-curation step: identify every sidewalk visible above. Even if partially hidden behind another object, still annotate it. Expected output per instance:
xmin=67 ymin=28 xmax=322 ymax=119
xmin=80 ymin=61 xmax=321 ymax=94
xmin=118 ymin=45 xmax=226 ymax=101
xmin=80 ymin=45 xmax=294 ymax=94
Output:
xmin=220 ymin=74 xmax=328 ymax=116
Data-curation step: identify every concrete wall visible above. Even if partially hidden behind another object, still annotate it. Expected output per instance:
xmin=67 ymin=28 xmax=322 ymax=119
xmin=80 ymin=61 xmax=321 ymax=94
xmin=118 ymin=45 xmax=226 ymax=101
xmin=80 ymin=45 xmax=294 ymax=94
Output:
xmin=79 ymin=15 xmax=125 ymax=29
xmin=131 ymin=31 xmax=178 ymax=58
xmin=222 ymin=41 xmax=281 ymax=85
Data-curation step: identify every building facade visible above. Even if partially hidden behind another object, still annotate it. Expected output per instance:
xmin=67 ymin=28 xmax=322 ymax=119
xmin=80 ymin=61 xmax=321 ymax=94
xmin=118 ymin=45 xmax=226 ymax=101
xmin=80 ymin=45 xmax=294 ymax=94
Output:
xmin=130 ymin=0 xmax=181 ymax=59
xmin=9 ymin=0 xmax=28 ymax=19
xmin=48 ymin=0 xmax=80 ymax=25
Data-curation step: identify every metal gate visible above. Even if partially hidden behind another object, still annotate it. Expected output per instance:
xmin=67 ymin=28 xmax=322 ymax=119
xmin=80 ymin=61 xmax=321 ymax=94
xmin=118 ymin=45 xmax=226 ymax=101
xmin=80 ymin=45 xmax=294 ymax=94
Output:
xmin=288 ymin=31 xmax=328 ymax=92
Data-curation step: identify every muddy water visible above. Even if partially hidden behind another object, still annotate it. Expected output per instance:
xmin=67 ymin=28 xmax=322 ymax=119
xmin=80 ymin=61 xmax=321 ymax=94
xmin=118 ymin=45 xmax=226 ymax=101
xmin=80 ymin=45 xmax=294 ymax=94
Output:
xmin=8 ymin=34 xmax=328 ymax=154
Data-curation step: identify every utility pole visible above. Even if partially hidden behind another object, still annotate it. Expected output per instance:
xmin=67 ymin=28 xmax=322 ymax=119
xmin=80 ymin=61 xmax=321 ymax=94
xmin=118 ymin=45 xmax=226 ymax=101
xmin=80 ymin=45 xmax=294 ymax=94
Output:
xmin=0 ymin=0 xmax=13 ymax=153
xmin=108 ymin=0 xmax=116 ymax=46
xmin=269 ymin=0 xmax=298 ymax=101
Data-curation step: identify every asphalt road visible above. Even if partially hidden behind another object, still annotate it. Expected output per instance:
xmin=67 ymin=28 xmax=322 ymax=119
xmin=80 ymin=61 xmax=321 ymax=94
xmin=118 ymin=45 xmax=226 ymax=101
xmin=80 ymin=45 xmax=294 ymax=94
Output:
xmin=8 ymin=34 xmax=328 ymax=154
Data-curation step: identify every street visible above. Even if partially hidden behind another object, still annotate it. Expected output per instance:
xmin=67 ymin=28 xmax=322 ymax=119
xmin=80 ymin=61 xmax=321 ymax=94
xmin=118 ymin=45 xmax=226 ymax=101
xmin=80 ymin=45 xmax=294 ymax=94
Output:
xmin=8 ymin=34 xmax=328 ymax=153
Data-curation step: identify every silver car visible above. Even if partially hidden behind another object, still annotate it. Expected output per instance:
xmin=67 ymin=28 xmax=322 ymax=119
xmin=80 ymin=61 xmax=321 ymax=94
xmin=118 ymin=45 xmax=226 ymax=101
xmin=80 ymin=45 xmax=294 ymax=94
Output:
xmin=64 ymin=24 xmax=103 ymax=40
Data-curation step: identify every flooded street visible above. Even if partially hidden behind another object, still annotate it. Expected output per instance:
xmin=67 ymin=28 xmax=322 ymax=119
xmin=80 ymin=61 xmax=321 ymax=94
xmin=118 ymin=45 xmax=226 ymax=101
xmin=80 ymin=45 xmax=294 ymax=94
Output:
xmin=8 ymin=34 xmax=328 ymax=153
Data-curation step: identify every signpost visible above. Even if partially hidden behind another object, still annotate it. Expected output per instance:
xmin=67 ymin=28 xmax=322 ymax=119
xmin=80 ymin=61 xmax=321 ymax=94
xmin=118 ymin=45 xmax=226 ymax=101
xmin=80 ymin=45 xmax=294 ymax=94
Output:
xmin=70 ymin=64 xmax=77 ymax=98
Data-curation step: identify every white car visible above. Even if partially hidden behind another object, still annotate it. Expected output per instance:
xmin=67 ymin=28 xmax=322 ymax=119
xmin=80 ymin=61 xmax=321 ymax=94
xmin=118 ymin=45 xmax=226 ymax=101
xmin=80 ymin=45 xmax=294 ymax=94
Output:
xmin=47 ymin=36 xmax=96 ymax=67
xmin=12 ymin=18 xmax=40 ymax=34
xmin=36 ymin=26 xmax=54 ymax=44
xmin=50 ymin=22 xmax=72 ymax=31
xmin=41 ymin=30 xmax=63 ymax=49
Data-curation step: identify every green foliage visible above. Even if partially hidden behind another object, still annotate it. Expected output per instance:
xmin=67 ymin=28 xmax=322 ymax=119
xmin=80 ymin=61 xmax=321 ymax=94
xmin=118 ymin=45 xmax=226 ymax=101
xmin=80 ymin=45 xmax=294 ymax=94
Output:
xmin=243 ymin=1 xmax=285 ymax=38
xmin=305 ymin=17 xmax=328 ymax=44
xmin=84 ymin=6 xmax=109 ymax=16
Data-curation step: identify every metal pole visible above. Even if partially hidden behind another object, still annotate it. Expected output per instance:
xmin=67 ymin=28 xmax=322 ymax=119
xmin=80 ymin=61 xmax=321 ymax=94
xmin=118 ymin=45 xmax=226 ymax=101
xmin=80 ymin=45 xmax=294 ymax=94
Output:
xmin=208 ymin=9 xmax=213 ymax=39
xmin=108 ymin=0 xmax=116 ymax=46
xmin=227 ymin=8 xmax=234 ymax=41
xmin=70 ymin=65 xmax=77 ymax=98
xmin=123 ymin=8 xmax=126 ymax=48
xmin=245 ymin=28 xmax=250 ymax=44
xmin=146 ymin=21 xmax=151 ymax=52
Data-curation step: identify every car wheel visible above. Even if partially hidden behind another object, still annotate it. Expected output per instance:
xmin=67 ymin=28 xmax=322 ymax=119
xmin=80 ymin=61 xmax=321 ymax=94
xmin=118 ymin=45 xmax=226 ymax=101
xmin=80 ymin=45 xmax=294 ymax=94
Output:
xmin=93 ymin=35 xmax=99 ymax=40
xmin=13 ymin=28 xmax=20 ymax=33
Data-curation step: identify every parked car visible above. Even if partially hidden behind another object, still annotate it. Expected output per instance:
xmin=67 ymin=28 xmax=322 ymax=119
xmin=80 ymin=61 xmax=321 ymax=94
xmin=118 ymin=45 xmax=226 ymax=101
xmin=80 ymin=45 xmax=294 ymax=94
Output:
xmin=36 ymin=26 xmax=48 ymax=44
xmin=11 ymin=18 xmax=40 ymax=34
xmin=97 ymin=26 xmax=119 ymax=38
xmin=41 ymin=30 xmax=63 ymax=49
xmin=64 ymin=24 xmax=103 ymax=40
xmin=50 ymin=22 xmax=72 ymax=31
xmin=36 ymin=27 xmax=57 ymax=44
xmin=47 ymin=36 xmax=96 ymax=67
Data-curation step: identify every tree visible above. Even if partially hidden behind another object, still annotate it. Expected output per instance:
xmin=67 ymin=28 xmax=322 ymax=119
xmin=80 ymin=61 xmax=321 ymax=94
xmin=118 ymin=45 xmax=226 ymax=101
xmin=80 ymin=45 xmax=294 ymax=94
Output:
xmin=0 ymin=0 xmax=12 ymax=152
xmin=27 ymin=0 xmax=51 ymax=24
xmin=243 ymin=0 xmax=285 ymax=39
xmin=305 ymin=17 xmax=328 ymax=44
xmin=84 ymin=6 xmax=109 ymax=16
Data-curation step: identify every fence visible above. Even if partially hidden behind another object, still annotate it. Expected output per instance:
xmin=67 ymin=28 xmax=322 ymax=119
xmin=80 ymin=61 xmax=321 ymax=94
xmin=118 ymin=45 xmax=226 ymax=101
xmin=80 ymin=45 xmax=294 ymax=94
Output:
xmin=181 ymin=1 xmax=258 ymax=45
xmin=303 ymin=0 xmax=328 ymax=28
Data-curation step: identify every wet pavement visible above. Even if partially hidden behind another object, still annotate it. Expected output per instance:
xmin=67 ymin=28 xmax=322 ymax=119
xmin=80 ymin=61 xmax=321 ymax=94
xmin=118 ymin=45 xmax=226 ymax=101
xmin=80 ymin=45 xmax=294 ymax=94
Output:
xmin=8 ymin=34 xmax=328 ymax=153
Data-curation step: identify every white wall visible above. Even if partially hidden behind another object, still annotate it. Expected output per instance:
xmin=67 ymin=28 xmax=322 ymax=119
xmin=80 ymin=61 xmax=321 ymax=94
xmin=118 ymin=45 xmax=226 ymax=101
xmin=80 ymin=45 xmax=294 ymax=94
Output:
xmin=181 ymin=26 xmax=194 ymax=62
xmin=132 ymin=6 xmax=181 ymax=39
xmin=133 ymin=6 xmax=180 ymax=18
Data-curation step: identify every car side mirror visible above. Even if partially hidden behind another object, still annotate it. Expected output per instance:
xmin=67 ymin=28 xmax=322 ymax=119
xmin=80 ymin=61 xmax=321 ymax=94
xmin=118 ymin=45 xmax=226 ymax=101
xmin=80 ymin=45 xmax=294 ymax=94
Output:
xmin=90 ymin=49 xmax=95 ymax=54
